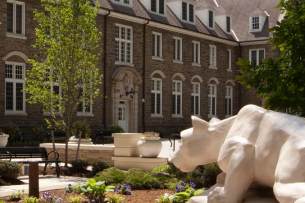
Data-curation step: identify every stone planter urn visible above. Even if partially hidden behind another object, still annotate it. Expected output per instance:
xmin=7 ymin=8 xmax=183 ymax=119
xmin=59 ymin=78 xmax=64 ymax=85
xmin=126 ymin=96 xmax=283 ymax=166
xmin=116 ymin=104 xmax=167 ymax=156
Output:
xmin=0 ymin=134 xmax=9 ymax=147
xmin=137 ymin=137 xmax=162 ymax=158
xmin=68 ymin=138 xmax=93 ymax=145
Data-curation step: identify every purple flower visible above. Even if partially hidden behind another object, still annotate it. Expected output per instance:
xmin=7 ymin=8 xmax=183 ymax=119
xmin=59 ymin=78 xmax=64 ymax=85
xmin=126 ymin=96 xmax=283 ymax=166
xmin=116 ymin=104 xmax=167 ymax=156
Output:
xmin=66 ymin=189 xmax=69 ymax=192
xmin=68 ymin=184 xmax=72 ymax=187
xmin=190 ymin=182 xmax=196 ymax=188
xmin=180 ymin=188 xmax=185 ymax=192
xmin=180 ymin=182 xmax=186 ymax=186
xmin=127 ymin=191 xmax=132 ymax=195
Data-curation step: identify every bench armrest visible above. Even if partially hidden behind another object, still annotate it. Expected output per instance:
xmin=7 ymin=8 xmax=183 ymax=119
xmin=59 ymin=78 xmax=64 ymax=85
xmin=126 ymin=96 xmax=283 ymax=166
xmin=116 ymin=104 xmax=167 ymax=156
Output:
xmin=0 ymin=151 xmax=12 ymax=161
xmin=46 ymin=151 xmax=60 ymax=161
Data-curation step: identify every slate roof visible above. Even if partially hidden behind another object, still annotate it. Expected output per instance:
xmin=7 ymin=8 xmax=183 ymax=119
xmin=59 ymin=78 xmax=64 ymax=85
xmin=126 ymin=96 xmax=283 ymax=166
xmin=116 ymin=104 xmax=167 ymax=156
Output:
xmin=93 ymin=0 xmax=281 ymax=42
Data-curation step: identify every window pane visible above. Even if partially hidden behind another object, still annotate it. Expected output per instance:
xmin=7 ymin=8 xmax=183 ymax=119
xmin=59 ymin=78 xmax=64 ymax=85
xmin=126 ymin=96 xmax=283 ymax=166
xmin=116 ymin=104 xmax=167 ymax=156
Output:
xmin=5 ymin=64 xmax=13 ymax=78
xmin=172 ymin=95 xmax=176 ymax=114
xmin=209 ymin=10 xmax=213 ymax=28
xmin=115 ymin=41 xmax=119 ymax=61
xmin=177 ymin=40 xmax=180 ymax=60
xmin=151 ymin=93 xmax=155 ymax=114
xmin=124 ymin=0 xmax=130 ymax=4
xmin=16 ymin=4 xmax=23 ymax=34
xmin=152 ymin=34 xmax=155 ymax=56
xmin=251 ymin=50 xmax=257 ymax=67
xmin=177 ymin=82 xmax=180 ymax=92
xmin=196 ymin=43 xmax=199 ymax=63
xmin=156 ymin=93 xmax=161 ymax=114
xmin=192 ymin=43 xmax=194 ymax=63
xmin=159 ymin=0 xmax=164 ymax=14
xmin=126 ymin=42 xmax=131 ymax=63
xmin=121 ymin=27 xmax=125 ymax=39
xmin=121 ymin=42 xmax=125 ymax=62
xmin=6 ymin=82 xmax=13 ymax=110
xmin=212 ymin=97 xmax=216 ymax=115
xmin=156 ymin=80 xmax=160 ymax=91
xmin=16 ymin=83 xmax=23 ymax=111
xmin=177 ymin=95 xmax=181 ymax=114
xmin=252 ymin=17 xmax=259 ymax=29
xmin=15 ymin=65 xmax=23 ymax=79
xmin=157 ymin=35 xmax=160 ymax=57
xmin=172 ymin=82 xmax=175 ymax=92
xmin=195 ymin=96 xmax=199 ymax=115
xmin=259 ymin=50 xmax=264 ymax=65
xmin=151 ymin=0 xmax=156 ymax=12
xmin=127 ymin=28 xmax=131 ymax=40
xmin=173 ymin=39 xmax=176 ymax=59
xmin=182 ymin=2 xmax=187 ymax=20
xmin=226 ymin=16 xmax=230 ymax=32
xmin=189 ymin=4 xmax=194 ymax=22
xmin=151 ymin=80 xmax=155 ymax=90
xmin=115 ymin=26 xmax=119 ymax=38
xmin=191 ymin=96 xmax=194 ymax=115
xmin=7 ymin=3 xmax=13 ymax=33
xmin=77 ymin=89 xmax=83 ymax=112
xmin=229 ymin=98 xmax=232 ymax=115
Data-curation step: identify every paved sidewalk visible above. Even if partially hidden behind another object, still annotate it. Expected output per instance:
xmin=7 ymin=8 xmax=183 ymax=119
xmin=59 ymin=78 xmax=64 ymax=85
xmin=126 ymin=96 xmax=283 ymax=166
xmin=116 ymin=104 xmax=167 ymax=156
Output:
xmin=0 ymin=139 xmax=181 ymax=197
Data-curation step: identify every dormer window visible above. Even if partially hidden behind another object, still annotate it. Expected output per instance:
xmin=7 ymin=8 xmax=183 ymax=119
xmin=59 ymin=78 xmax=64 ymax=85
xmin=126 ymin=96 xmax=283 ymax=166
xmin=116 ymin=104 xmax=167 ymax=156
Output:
xmin=226 ymin=16 xmax=231 ymax=32
xmin=252 ymin=17 xmax=259 ymax=30
xmin=182 ymin=2 xmax=194 ymax=23
xmin=151 ymin=0 xmax=165 ymax=15
xmin=113 ymin=0 xmax=132 ymax=6
xmin=209 ymin=10 xmax=214 ymax=28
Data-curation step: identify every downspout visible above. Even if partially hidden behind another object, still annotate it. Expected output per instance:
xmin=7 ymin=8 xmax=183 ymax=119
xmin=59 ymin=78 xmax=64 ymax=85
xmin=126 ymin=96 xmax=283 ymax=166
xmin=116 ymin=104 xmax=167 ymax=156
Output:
xmin=238 ymin=43 xmax=242 ymax=110
xmin=103 ymin=10 xmax=111 ymax=129
xmin=142 ymin=20 xmax=149 ymax=132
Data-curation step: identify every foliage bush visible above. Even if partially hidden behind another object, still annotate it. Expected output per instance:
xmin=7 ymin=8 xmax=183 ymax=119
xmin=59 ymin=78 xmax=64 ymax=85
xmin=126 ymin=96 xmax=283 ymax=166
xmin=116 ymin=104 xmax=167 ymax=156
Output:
xmin=152 ymin=165 xmax=171 ymax=173
xmin=71 ymin=120 xmax=91 ymax=139
xmin=108 ymin=125 xmax=125 ymax=133
xmin=0 ymin=161 xmax=22 ymax=180
xmin=32 ymin=125 xmax=44 ymax=142
xmin=3 ymin=122 xmax=22 ymax=142
xmin=95 ymin=167 xmax=174 ymax=190
xmin=92 ymin=161 xmax=110 ymax=175
xmin=108 ymin=194 xmax=125 ymax=203
xmin=71 ymin=159 xmax=89 ymax=172
xmin=153 ymin=127 xmax=165 ymax=138
xmin=8 ymin=190 xmax=24 ymax=201
xmin=167 ymin=162 xmax=222 ymax=188
xmin=66 ymin=195 xmax=82 ymax=203
xmin=20 ymin=195 xmax=39 ymax=203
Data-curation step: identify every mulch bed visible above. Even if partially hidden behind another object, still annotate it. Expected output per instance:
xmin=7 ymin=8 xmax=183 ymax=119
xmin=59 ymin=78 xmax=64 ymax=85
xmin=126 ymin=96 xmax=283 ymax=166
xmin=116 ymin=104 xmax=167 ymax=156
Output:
xmin=0 ymin=187 xmax=175 ymax=202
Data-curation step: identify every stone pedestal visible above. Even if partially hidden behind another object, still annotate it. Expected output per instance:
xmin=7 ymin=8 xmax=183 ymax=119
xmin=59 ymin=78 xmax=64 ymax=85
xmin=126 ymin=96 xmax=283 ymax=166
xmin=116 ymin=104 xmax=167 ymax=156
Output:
xmin=112 ymin=157 xmax=167 ymax=171
xmin=112 ymin=133 xmax=142 ymax=157
xmin=187 ymin=183 xmax=278 ymax=203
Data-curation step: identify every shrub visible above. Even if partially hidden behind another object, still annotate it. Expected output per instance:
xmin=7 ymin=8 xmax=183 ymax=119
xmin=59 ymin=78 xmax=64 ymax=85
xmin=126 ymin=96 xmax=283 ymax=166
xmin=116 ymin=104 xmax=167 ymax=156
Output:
xmin=108 ymin=125 xmax=124 ymax=133
xmin=21 ymin=195 xmax=39 ymax=203
xmin=74 ymin=179 xmax=114 ymax=203
xmin=92 ymin=161 xmax=110 ymax=175
xmin=108 ymin=194 xmax=125 ymax=203
xmin=8 ymin=190 xmax=24 ymax=201
xmin=125 ymin=168 xmax=163 ymax=189
xmin=152 ymin=165 xmax=171 ymax=173
xmin=66 ymin=195 xmax=82 ymax=203
xmin=32 ymin=126 xmax=44 ymax=142
xmin=0 ymin=161 xmax=22 ymax=179
xmin=71 ymin=120 xmax=91 ymax=139
xmin=95 ymin=167 xmax=126 ymax=185
xmin=71 ymin=159 xmax=89 ymax=172
xmin=3 ymin=121 xmax=22 ymax=142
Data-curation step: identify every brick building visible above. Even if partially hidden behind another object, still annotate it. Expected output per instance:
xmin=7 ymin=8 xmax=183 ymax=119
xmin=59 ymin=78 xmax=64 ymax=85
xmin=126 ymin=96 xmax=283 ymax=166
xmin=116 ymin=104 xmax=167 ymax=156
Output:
xmin=0 ymin=0 xmax=282 ymax=135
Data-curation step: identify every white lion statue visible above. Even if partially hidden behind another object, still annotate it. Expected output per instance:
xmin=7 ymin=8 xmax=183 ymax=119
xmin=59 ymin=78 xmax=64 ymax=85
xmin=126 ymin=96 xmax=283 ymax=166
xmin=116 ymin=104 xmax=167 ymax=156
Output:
xmin=171 ymin=105 xmax=305 ymax=203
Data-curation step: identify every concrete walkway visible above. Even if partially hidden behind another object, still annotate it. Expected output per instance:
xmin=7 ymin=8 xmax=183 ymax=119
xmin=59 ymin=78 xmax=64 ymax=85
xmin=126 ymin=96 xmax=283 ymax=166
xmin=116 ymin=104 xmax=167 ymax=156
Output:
xmin=0 ymin=139 xmax=181 ymax=197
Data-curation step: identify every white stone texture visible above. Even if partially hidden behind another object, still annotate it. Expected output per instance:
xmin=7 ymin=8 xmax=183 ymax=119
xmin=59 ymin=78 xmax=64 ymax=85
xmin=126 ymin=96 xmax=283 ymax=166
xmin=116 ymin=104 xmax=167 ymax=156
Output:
xmin=112 ymin=157 xmax=167 ymax=171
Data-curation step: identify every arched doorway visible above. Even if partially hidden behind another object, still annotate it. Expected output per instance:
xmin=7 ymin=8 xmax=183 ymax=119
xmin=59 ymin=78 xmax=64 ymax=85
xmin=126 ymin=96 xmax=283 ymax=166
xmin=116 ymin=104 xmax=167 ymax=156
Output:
xmin=111 ymin=67 xmax=142 ymax=133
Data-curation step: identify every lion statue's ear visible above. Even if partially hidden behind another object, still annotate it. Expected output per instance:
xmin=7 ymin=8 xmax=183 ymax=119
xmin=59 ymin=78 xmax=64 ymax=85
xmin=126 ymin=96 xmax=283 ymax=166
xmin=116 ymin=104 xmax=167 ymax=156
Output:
xmin=192 ymin=116 xmax=209 ymax=134
xmin=209 ymin=117 xmax=220 ymax=124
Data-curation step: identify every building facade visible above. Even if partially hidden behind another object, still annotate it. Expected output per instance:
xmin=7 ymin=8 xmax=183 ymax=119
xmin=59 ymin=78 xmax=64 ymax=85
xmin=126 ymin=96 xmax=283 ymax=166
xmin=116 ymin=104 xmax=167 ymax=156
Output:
xmin=0 ymin=0 xmax=282 ymax=135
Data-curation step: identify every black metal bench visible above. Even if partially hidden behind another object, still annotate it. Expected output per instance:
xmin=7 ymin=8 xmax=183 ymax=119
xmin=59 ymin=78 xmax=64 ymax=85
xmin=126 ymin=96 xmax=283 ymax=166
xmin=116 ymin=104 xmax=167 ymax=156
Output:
xmin=169 ymin=133 xmax=181 ymax=152
xmin=42 ymin=130 xmax=66 ymax=143
xmin=92 ymin=130 xmax=116 ymax=145
xmin=0 ymin=147 xmax=61 ymax=177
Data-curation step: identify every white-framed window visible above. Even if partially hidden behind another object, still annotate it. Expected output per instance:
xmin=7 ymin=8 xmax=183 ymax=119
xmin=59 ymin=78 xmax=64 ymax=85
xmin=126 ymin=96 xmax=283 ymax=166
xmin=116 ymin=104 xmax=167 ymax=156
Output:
xmin=115 ymin=24 xmax=133 ymax=65
xmin=182 ymin=2 xmax=194 ymax=23
xmin=112 ymin=0 xmax=132 ymax=6
xmin=77 ymin=87 xmax=93 ymax=115
xmin=172 ymin=80 xmax=182 ymax=116
xmin=225 ymin=86 xmax=233 ymax=117
xmin=7 ymin=0 xmax=25 ymax=36
xmin=192 ymin=41 xmax=200 ymax=65
xmin=208 ymin=10 xmax=214 ymax=28
xmin=250 ymin=49 xmax=265 ymax=67
xmin=208 ymin=84 xmax=217 ymax=117
xmin=173 ymin=37 xmax=182 ymax=62
xmin=152 ymin=32 xmax=162 ymax=58
xmin=252 ymin=16 xmax=259 ymax=30
xmin=209 ymin=45 xmax=216 ymax=68
xmin=226 ymin=16 xmax=231 ymax=33
xmin=151 ymin=0 xmax=165 ymax=15
xmin=151 ymin=78 xmax=162 ymax=115
xmin=191 ymin=82 xmax=200 ymax=116
xmin=5 ymin=62 xmax=26 ymax=114
xmin=227 ymin=49 xmax=231 ymax=71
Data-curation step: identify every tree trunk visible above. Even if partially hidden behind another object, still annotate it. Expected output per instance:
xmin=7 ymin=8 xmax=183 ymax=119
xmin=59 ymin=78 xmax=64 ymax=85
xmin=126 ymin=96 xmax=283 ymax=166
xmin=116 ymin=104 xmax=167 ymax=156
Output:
xmin=65 ymin=127 xmax=70 ymax=167
xmin=51 ymin=131 xmax=56 ymax=160
xmin=75 ymin=132 xmax=82 ymax=160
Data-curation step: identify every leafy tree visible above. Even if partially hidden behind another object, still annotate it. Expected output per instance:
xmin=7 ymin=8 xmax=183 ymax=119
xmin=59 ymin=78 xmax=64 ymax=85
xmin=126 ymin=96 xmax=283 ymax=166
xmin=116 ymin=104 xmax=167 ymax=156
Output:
xmin=236 ymin=0 xmax=305 ymax=115
xmin=25 ymin=0 xmax=102 ymax=165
